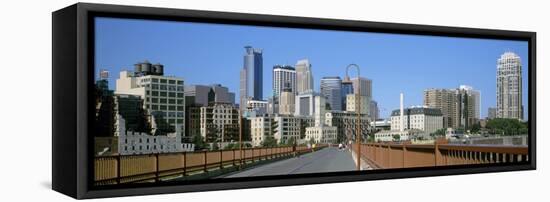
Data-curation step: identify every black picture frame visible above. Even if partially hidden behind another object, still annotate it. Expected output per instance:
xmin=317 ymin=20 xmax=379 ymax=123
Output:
xmin=52 ymin=3 xmax=536 ymax=199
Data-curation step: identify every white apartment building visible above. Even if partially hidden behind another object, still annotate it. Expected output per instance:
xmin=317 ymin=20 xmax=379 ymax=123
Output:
xmin=305 ymin=126 xmax=337 ymax=144
xmin=390 ymin=106 xmax=443 ymax=134
xmin=497 ymin=51 xmax=523 ymax=120
xmin=116 ymin=115 xmax=194 ymax=155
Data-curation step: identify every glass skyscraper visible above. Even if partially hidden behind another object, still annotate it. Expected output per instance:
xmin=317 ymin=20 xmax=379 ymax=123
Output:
xmin=320 ymin=76 xmax=343 ymax=111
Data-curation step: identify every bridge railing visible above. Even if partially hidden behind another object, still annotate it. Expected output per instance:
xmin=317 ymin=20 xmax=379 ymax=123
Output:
xmin=354 ymin=142 xmax=528 ymax=169
xmin=95 ymin=144 xmax=326 ymax=185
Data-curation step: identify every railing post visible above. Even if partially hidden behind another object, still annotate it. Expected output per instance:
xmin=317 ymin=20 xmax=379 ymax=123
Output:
xmin=155 ymin=153 xmax=159 ymax=182
xmin=434 ymin=142 xmax=440 ymax=166
xmin=232 ymin=149 xmax=236 ymax=167
xmin=203 ymin=151 xmax=207 ymax=172
xmin=116 ymin=155 xmax=121 ymax=184
xmin=220 ymin=149 xmax=223 ymax=169
xmin=183 ymin=152 xmax=187 ymax=176
xmin=402 ymin=144 xmax=406 ymax=168
xmin=387 ymin=145 xmax=391 ymax=168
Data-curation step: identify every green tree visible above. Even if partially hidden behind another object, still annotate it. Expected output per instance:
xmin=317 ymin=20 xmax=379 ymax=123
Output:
xmin=392 ymin=134 xmax=401 ymax=141
xmin=431 ymin=128 xmax=446 ymax=137
xmin=486 ymin=118 xmax=528 ymax=136
xmin=261 ymin=136 xmax=278 ymax=147
xmin=192 ymin=135 xmax=207 ymax=151
xmin=211 ymin=142 xmax=220 ymax=151
xmin=285 ymin=137 xmax=296 ymax=146
xmin=309 ymin=137 xmax=316 ymax=145
xmin=299 ymin=119 xmax=307 ymax=139
xmin=470 ymin=122 xmax=481 ymax=134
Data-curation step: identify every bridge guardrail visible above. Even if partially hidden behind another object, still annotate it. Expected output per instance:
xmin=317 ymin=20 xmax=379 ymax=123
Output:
xmin=353 ymin=142 xmax=528 ymax=169
xmin=95 ymin=144 xmax=327 ymax=185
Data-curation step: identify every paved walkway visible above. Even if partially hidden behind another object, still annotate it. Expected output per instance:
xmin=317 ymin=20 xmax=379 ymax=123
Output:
xmin=222 ymin=147 xmax=356 ymax=178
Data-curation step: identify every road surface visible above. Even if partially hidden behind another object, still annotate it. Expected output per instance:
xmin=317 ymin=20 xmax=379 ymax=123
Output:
xmin=222 ymin=147 xmax=356 ymax=178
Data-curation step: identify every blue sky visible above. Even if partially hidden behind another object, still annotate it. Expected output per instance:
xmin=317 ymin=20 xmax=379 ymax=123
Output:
xmin=95 ymin=17 xmax=529 ymax=119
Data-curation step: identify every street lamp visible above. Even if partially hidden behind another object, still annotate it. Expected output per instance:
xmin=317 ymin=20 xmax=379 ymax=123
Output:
xmin=238 ymin=96 xmax=244 ymax=169
xmin=346 ymin=64 xmax=362 ymax=171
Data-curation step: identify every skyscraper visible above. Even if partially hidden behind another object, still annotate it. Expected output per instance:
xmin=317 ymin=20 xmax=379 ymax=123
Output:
xmin=497 ymin=52 xmax=523 ymax=120
xmin=459 ymin=85 xmax=481 ymax=119
xmin=295 ymin=59 xmax=314 ymax=94
xmin=240 ymin=46 xmax=263 ymax=110
xmin=320 ymin=76 xmax=342 ymax=111
xmin=272 ymin=65 xmax=296 ymax=98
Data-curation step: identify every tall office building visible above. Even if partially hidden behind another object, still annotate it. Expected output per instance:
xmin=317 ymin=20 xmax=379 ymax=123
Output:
xmin=497 ymin=52 xmax=523 ymax=120
xmin=460 ymin=85 xmax=481 ymax=119
xmin=115 ymin=62 xmax=185 ymax=139
xmin=320 ymin=76 xmax=343 ymax=111
xmin=350 ymin=77 xmax=372 ymax=115
xmin=240 ymin=46 xmax=263 ymax=110
xmin=272 ymin=65 xmax=296 ymax=98
xmin=295 ymin=59 xmax=314 ymax=94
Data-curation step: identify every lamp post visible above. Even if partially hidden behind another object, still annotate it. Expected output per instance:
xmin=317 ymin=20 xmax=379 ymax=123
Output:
xmin=346 ymin=64 xmax=362 ymax=171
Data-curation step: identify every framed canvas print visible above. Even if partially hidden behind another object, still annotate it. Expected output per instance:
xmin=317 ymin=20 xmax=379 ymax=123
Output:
xmin=52 ymin=3 xmax=536 ymax=199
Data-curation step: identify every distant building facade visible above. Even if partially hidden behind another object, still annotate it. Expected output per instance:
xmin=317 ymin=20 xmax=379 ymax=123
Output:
xmin=424 ymin=86 xmax=480 ymax=129
xmin=200 ymin=103 xmax=240 ymax=142
xmin=488 ymin=107 xmax=497 ymax=119
xmin=325 ymin=111 xmax=369 ymax=143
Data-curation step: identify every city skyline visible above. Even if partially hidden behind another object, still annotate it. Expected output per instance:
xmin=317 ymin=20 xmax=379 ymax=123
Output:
xmin=95 ymin=17 xmax=529 ymax=119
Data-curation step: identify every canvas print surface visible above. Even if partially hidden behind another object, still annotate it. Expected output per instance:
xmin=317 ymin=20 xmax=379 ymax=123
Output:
xmin=93 ymin=17 xmax=530 ymax=186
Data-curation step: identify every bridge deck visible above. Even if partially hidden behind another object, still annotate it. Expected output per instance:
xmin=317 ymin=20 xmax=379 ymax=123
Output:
xmin=222 ymin=147 xmax=356 ymax=178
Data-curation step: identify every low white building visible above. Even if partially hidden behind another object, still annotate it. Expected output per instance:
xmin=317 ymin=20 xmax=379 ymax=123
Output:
xmin=116 ymin=115 xmax=194 ymax=155
xmin=305 ymin=126 xmax=337 ymax=144
xmin=390 ymin=106 xmax=443 ymax=134
xmin=374 ymin=130 xmax=414 ymax=142
xmin=249 ymin=115 xmax=314 ymax=146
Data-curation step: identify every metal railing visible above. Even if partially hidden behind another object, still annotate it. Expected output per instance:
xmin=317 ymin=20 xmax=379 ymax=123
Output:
xmin=95 ymin=145 xmax=325 ymax=185
xmin=353 ymin=142 xmax=528 ymax=169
